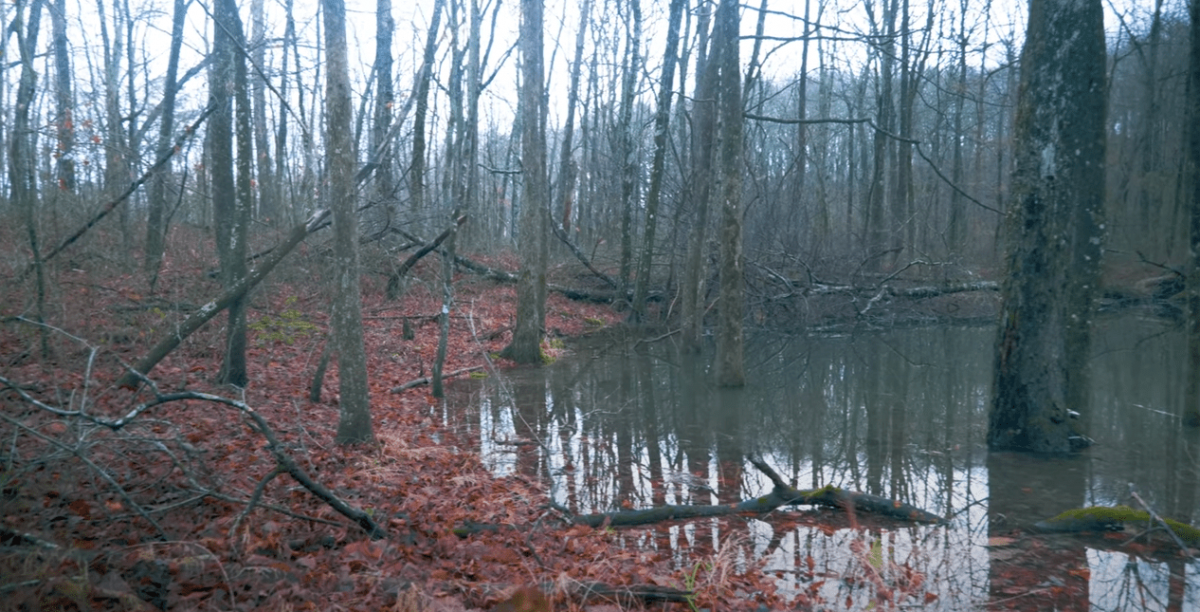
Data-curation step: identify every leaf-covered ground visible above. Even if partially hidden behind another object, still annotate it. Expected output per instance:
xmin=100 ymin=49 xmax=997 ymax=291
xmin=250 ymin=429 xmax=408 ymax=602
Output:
xmin=1 ymin=232 xmax=785 ymax=611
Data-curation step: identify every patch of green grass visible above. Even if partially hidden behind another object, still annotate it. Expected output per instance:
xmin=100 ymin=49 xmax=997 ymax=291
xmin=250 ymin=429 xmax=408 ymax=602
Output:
xmin=249 ymin=296 xmax=318 ymax=345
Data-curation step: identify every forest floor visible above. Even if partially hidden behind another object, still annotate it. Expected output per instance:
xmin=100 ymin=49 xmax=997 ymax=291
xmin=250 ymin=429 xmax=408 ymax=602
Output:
xmin=3 ymin=228 xmax=1187 ymax=611
xmin=0 ymin=231 xmax=795 ymax=612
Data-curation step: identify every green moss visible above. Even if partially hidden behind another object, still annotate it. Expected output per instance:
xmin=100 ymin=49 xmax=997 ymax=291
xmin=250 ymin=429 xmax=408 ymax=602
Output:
xmin=584 ymin=317 xmax=605 ymax=327
xmin=1039 ymin=505 xmax=1200 ymax=545
xmin=249 ymin=296 xmax=318 ymax=345
xmin=469 ymin=371 xmax=489 ymax=379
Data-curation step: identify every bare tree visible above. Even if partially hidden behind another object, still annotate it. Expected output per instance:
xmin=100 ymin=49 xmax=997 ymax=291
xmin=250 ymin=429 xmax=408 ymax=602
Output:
xmin=1186 ymin=0 xmax=1200 ymax=428
xmin=501 ymin=0 xmax=549 ymax=364
xmin=51 ymin=0 xmax=74 ymax=193
xmin=144 ymin=0 xmax=187 ymax=288
xmin=323 ymin=0 xmax=373 ymax=444
xmin=714 ymin=0 xmax=745 ymax=387
xmin=990 ymin=0 xmax=1106 ymax=453
xmin=680 ymin=0 xmax=715 ymax=352
xmin=251 ymin=0 xmax=277 ymax=222
xmin=630 ymin=0 xmax=685 ymax=322
xmin=210 ymin=0 xmax=253 ymax=388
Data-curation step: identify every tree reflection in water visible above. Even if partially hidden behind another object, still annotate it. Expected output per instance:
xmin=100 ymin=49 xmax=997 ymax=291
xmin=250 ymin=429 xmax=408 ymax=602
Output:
xmin=441 ymin=319 xmax=1200 ymax=610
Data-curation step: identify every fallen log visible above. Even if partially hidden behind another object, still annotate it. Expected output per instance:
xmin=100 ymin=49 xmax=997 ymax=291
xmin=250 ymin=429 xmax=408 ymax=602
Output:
xmin=116 ymin=209 xmax=330 ymax=388
xmin=456 ymin=456 xmax=944 ymax=534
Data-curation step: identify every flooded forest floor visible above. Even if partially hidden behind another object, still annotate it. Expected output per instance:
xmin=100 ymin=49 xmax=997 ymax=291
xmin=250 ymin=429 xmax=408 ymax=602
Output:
xmin=2 ymin=228 xmax=1193 ymax=611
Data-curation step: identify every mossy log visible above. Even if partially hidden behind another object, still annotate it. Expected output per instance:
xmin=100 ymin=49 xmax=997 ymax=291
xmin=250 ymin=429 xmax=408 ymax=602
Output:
xmin=551 ymin=457 xmax=944 ymax=529
xmin=1035 ymin=505 xmax=1200 ymax=546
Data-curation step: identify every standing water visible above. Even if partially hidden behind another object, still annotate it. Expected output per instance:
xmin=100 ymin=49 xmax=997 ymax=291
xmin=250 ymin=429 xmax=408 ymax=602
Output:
xmin=441 ymin=317 xmax=1200 ymax=611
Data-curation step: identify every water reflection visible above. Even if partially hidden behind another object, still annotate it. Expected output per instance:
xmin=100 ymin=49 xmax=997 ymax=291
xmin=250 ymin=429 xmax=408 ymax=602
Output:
xmin=443 ymin=319 xmax=1200 ymax=610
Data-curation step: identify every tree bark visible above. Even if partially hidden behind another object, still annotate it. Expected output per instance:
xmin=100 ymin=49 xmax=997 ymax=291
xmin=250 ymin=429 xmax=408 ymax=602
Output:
xmin=1185 ymin=0 xmax=1200 ymax=427
xmin=409 ymin=0 xmax=446 ymax=219
xmin=500 ymin=0 xmax=549 ymax=364
xmin=211 ymin=0 xmax=253 ymax=388
xmin=144 ymin=0 xmax=187 ymax=289
xmin=324 ymin=0 xmax=373 ymax=444
xmin=251 ymin=0 xmax=277 ymax=223
xmin=616 ymin=0 xmax=642 ymax=298
xmin=51 ymin=0 xmax=74 ymax=193
xmin=714 ymin=0 xmax=745 ymax=387
xmin=630 ymin=0 xmax=685 ymax=322
xmin=990 ymin=0 xmax=1106 ymax=453
xmin=680 ymin=3 xmax=716 ymax=352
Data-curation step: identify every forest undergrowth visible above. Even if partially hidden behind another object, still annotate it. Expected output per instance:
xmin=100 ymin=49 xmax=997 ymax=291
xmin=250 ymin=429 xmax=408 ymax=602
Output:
xmin=0 ymin=228 xmax=794 ymax=611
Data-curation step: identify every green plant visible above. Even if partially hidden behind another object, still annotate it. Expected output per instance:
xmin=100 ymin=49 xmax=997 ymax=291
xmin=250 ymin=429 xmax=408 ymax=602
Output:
xmin=584 ymin=317 xmax=604 ymax=327
xmin=249 ymin=296 xmax=318 ymax=345
xmin=681 ymin=561 xmax=712 ymax=612
xmin=469 ymin=371 xmax=489 ymax=379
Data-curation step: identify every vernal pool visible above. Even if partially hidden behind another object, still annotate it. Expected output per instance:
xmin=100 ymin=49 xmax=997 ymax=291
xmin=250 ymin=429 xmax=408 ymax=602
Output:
xmin=441 ymin=318 xmax=1200 ymax=611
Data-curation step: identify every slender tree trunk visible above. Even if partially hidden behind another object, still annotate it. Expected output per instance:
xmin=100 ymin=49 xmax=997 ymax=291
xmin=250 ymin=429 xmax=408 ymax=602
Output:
xmin=681 ymin=1 xmax=715 ymax=351
xmin=501 ymin=0 xmax=549 ymax=364
xmin=630 ymin=0 xmax=684 ymax=322
xmin=51 ymin=0 xmax=74 ymax=193
xmin=97 ymin=0 xmax=131 ymax=257
xmin=371 ymin=0 xmax=395 ymax=211
xmin=714 ymin=0 xmax=744 ymax=387
xmin=251 ymin=0 xmax=276 ymax=223
xmin=410 ymin=0 xmax=446 ymax=220
xmin=144 ymin=0 xmax=187 ymax=289
xmin=990 ymin=0 xmax=1106 ymax=453
xmin=10 ymin=0 xmax=48 ymax=358
xmin=617 ymin=0 xmax=642 ymax=299
xmin=554 ymin=0 xmax=592 ymax=235
xmin=323 ymin=0 xmax=373 ymax=444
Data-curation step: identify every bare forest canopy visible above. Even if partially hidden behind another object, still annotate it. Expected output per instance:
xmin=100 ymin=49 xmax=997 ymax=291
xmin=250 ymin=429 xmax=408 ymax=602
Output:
xmin=0 ymin=0 xmax=1194 ymax=304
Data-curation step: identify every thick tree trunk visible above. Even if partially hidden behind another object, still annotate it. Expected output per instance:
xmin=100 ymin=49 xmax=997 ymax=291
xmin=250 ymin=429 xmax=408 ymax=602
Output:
xmin=324 ymin=0 xmax=373 ymax=444
xmin=212 ymin=0 xmax=253 ymax=388
xmin=1185 ymin=0 xmax=1200 ymax=427
xmin=501 ymin=0 xmax=549 ymax=364
xmin=990 ymin=0 xmax=1106 ymax=453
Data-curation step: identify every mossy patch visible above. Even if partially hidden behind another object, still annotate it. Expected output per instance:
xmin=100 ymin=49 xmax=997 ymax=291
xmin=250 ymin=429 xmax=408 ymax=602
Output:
xmin=1037 ymin=505 xmax=1200 ymax=545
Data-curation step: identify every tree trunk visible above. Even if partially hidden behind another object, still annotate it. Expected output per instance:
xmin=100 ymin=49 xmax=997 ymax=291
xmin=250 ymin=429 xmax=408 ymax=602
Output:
xmin=370 ymin=0 xmax=395 ymax=213
xmin=501 ymin=0 xmax=549 ymax=364
xmin=990 ymin=0 xmax=1106 ymax=453
xmin=144 ymin=0 xmax=187 ymax=289
xmin=212 ymin=0 xmax=253 ymax=388
xmin=10 ymin=0 xmax=48 ymax=358
xmin=714 ymin=0 xmax=744 ymax=387
xmin=51 ymin=0 xmax=74 ymax=193
xmin=251 ymin=0 xmax=277 ymax=223
xmin=680 ymin=2 xmax=715 ymax=352
xmin=323 ymin=0 xmax=374 ymax=444
xmin=409 ymin=0 xmax=446 ymax=220
xmin=630 ymin=0 xmax=684 ymax=322
xmin=616 ymin=0 xmax=642 ymax=298
xmin=1185 ymin=0 xmax=1200 ymax=427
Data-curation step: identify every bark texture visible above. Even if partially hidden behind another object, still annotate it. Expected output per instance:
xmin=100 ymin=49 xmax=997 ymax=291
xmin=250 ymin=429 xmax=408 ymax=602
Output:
xmin=501 ymin=0 xmax=549 ymax=364
xmin=990 ymin=0 xmax=1106 ymax=453
xmin=324 ymin=0 xmax=373 ymax=444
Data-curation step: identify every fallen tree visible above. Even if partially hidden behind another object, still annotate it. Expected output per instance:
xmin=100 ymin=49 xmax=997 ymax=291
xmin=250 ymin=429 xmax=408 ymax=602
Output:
xmin=455 ymin=456 xmax=944 ymax=536
xmin=116 ymin=209 xmax=330 ymax=388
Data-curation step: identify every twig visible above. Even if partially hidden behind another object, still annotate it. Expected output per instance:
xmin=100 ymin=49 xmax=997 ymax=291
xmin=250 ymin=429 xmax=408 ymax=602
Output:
xmin=389 ymin=365 xmax=486 ymax=393
xmin=1129 ymin=490 xmax=1195 ymax=557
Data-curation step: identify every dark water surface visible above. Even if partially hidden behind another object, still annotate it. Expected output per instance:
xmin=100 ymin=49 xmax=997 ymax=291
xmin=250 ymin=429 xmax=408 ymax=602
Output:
xmin=441 ymin=317 xmax=1200 ymax=610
